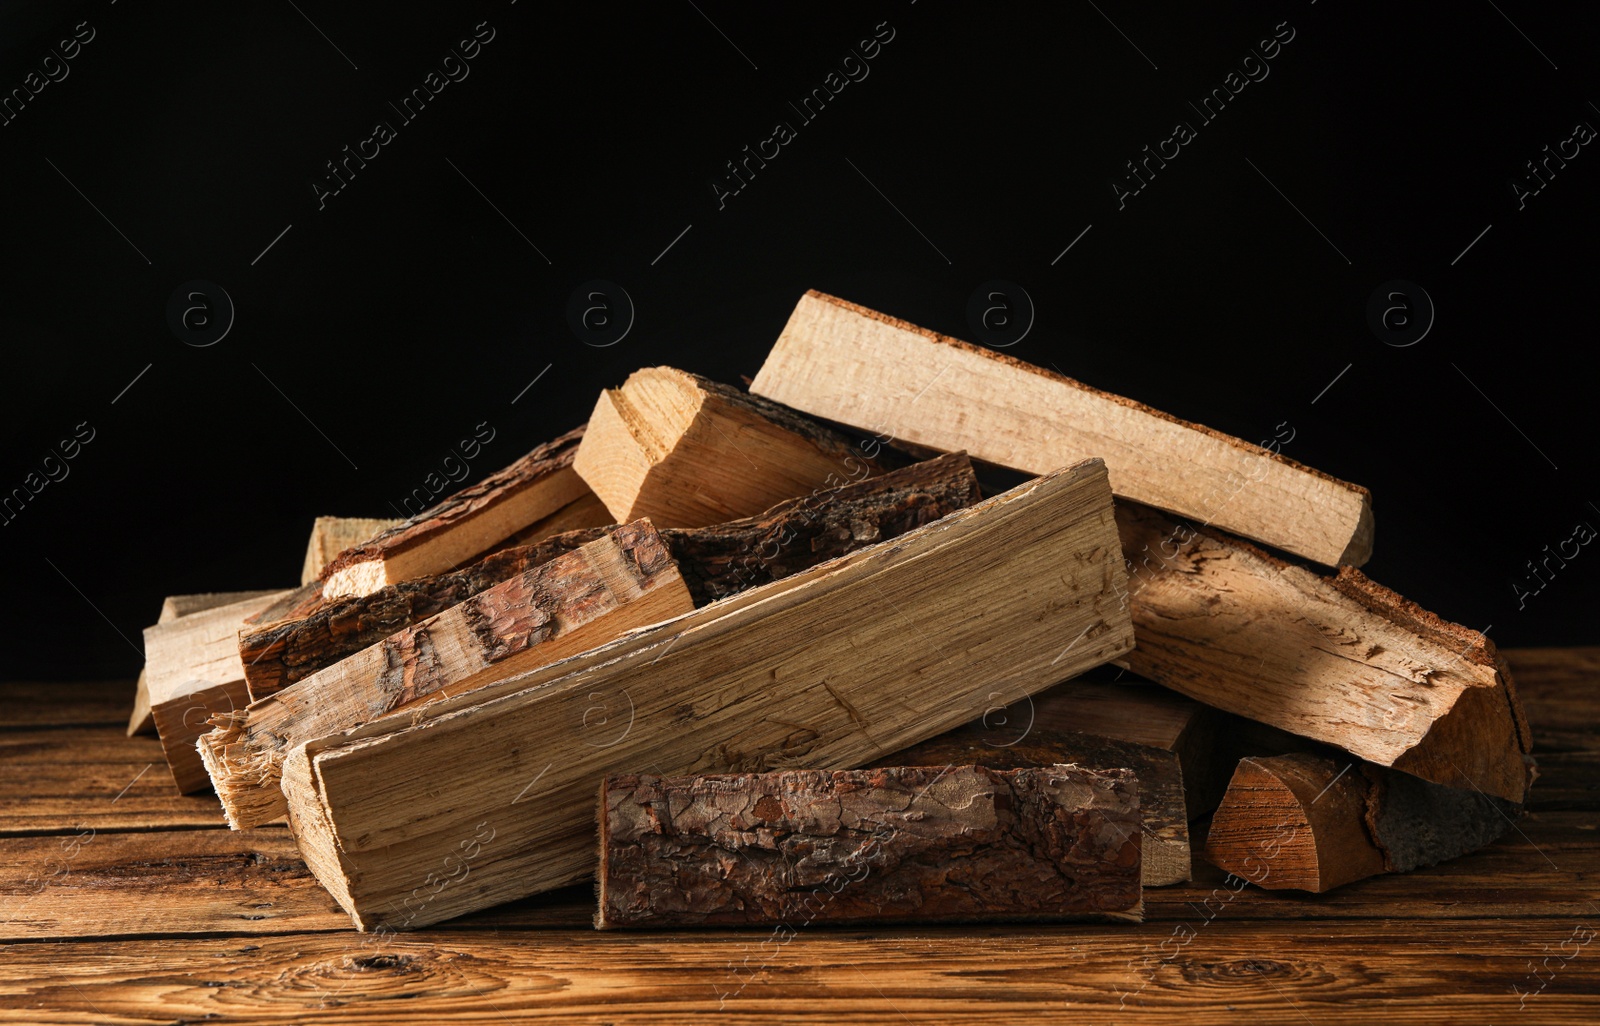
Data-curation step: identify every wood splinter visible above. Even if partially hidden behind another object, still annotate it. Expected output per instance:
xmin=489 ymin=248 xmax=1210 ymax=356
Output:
xmin=596 ymin=764 xmax=1143 ymax=928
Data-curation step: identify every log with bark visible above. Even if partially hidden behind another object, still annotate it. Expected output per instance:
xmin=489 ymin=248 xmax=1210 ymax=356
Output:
xmin=750 ymin=289 xmax=1373 ymax=567
xmin=1203 ymin=751 xmax=1519 ymax=892
xmin=595 ymin=764 xmax=1144 ymax=928
xmin=573 ymin=366 xmax=888 ymax=528
xmin=1115 ymin=501 xmax=1532 ymax=803
xmin=237 ymin=452 xmax=979 ymax=697
xmin=879 ymin=726 xmax=1190 ymax=886
xmin=300 ymin=516 xmax=402 ymax=585
xmin=202 ymin=520 xmax=695 ymax=829
xmin=319 ymin=425 xmax=610 ymax=599
xmin=144 ymin=589 xmax=294 ymax=792
xmin=280 ymin=458 xmax=1133 ymax=930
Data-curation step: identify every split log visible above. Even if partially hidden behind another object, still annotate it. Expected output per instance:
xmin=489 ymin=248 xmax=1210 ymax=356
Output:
xmin=238 ymin=530 xmax=609 ymax=700
xmin=127 ymin=590 xmax=280 ymax=737
xmin=1116 ymin=501 xmax=1532 ymax=803
xmin=202 ymin=520 xmax=695 ymax=829
xmin=144 ymin=589 xmax=294 ymax=792
xmin=300 ymin=516 xmax=402 ymax=585
xmin=879 ymin=726 xmax=1189 ymax=885
xmin=1203 ymin=751 xmax=1519 ymax=892
xmin=573 ymin=366 xmax=887 ymax=528
xmin=320 ymin=425 xmax=609 ymax=599
xmin=750 ymin=289 xmax=1373 ymax=567
xmin=595 ymin=764 xmax=1143 ymax=928
xmin=280 ymin=458 xmax=1132 ymax=930
xmin=237 ymin=452 xmax=979 ymax=697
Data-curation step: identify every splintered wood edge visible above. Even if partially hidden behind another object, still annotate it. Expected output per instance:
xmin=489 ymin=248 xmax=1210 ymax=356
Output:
xmin=1329 ymin=564 xmax=1532 ymax=756
xmin=300 ymin=456 xmax=1121 ymax=760
xmin=321 ymin=424 xmax=587 ymax=581
xmin=794 ymin=289 xmax=1373 ymax=520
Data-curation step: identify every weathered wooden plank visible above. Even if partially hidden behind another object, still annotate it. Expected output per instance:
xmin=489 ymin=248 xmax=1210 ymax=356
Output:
xmin=0 ymin=828 xmax=346 ymax=941
xmin=1 ymin=920 xmax=1596 ymax=1024
xmin=751 ymin=289 xmax=1374 ymax=567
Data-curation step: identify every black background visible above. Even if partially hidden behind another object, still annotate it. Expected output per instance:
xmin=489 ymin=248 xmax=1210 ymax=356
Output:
xmin=1 ymin=1 xmax=1594 ymax=680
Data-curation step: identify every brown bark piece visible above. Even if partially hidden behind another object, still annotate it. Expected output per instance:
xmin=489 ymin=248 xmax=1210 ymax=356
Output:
xmin=574 ymin=366 xmax=887 ymax=528
xmin=202 ymin=520 xmax=694 ymax=829
xmin=1204 ymin=751 xmax=1517 ymax=892
xmin=1116 ymin=501 xmax=1530 ymax=803
xmin=320 ymin=425 xmax=605 ymax=599
xmin=595 ymin=764 xmax=1143 ymax=928
xmin=300 ymin=516 xmax=402 ymax=585
xmin=750 ymin=289 xmax=1373 ymax=566
xmin=879 ymin=726 xmax=1189 ymax=885
xmin=237 ymin=452 xmax=979 ymax=697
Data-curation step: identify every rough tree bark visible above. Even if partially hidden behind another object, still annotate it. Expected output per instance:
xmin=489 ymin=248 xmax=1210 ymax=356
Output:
xmin=238 ymin=452 xmax=980 ymax=697
xmin=879 ymin=725 xmax=1190 ymax=885
xmin=596 ymin=764 xmax=1143 ymax=928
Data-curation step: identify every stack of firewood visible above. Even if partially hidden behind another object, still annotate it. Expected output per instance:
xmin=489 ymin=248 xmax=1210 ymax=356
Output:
xmin=129 ymin=290 xmax=1531 ymax=932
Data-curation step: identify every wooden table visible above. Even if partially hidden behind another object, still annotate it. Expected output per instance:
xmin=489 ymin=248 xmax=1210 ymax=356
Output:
xmin=3 ymin=648 xmax=1597 ymax=1023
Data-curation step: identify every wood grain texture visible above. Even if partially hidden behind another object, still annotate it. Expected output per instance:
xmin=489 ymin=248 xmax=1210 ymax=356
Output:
xmin=204 ymin=521 xmax=695 ymax=829
xmin=320 ymin=426 xmax=602 ymax=599
xmin=130 ymin=591 xmax=281 ymax=737
xmin=1204 ymin=752 xmax=1517 ymax=892
xmin=300 ymin=517 xmax=401 ymax=585
xmin=283 ymin=459 xmax=1132 ymax=930
xmin=142 ymin=590 xmax=295 ymax=793
xmin=235 ymin=453 xmax=978 ymax=697
xmin=1116 ymin=501 xmax=1531 ymax=802
xmin=1 ymin=921 xmax=1596 ymax=1024
xmin=879 ymin=727 xmax=1190 ymax=886
xmin=597 ymin=764 xmax=1143 ymax=928
xmin=574 ymin=365 xmax=887 ymax=528
xmin=1026 ymin=678 xmax=1225 ymax=817
xmin=750 ymin=289 xmax=1373 ymax=567
xmin=238 ymin=530 xmax=610 ymax=699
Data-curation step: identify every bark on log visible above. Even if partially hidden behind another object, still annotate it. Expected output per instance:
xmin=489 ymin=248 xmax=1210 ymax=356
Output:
xmin=879 ymin=726 xmax=1189 ymax=886
xmin=595 ymin=764 xmax=1143 ymax=928
xmin=1116 ymin=501 xmax=1532 ymax=803
xmin=574 ymin=366 xmax=889 ymax=528
xmin=237 ymin=453 xmax=979 ymax=697
xmin=320 ymin=425 xmax=607 ymax=599
xmin=1203 ymin=751 xmax=1520 ymax=892
xmin=300 ymin=516 xmax=402 ymax=585
xmin=203 ymin=520 xmax=694 ymax=828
